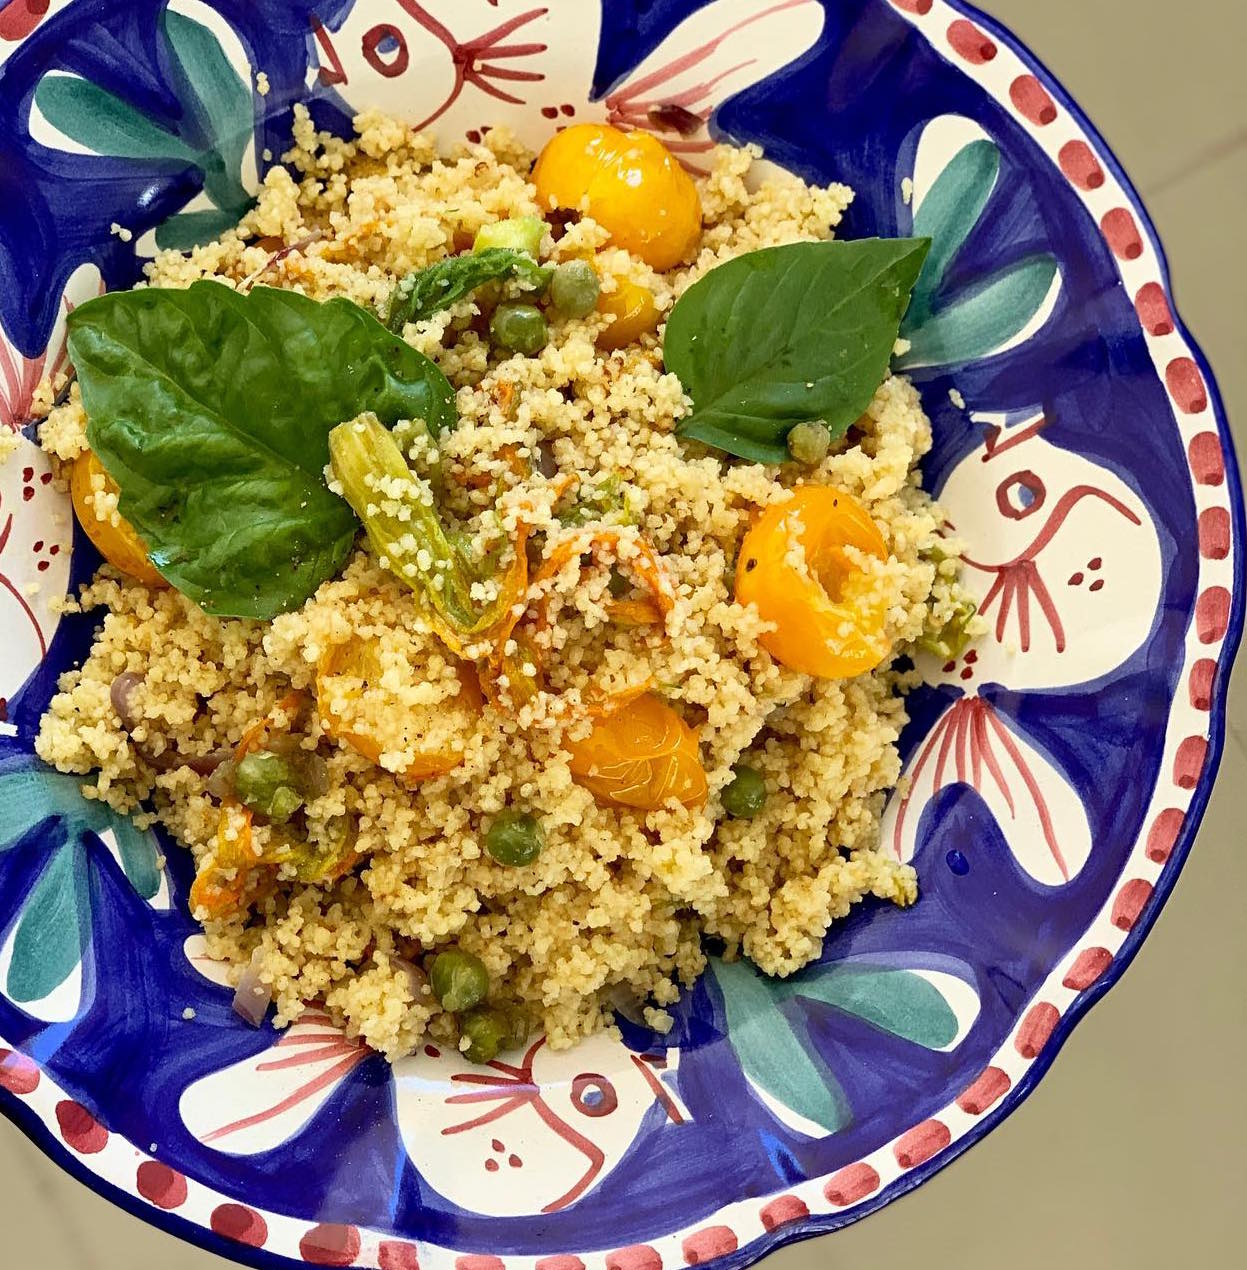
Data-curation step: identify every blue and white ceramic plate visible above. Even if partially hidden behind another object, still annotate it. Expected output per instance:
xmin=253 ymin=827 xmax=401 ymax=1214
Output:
xmin=0 ymin=2 xmax=1241 ymax=1267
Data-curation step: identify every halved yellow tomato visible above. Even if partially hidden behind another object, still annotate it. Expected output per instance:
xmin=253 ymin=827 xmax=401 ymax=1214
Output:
xmin=70 ymin=450 xmax=164 ymax=587
xmin=566 ymin=692 xmax=707 ymax=811
xmin=596 ymin=277 xmax=661 ymax=351
xmin=734 ymin=487 xmax=892 ymax=679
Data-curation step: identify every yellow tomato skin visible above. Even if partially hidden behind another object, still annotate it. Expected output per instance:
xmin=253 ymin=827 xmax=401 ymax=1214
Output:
xmin=735 ymin=487 xmax=892 ymax=679
xmin=533 ymin=123 xmax=702 ymax=271
xmin=567 ymin=692 xmax=707 ymax=811
xmin=70 ymin=451 xmax=165 ymax=587
xmin=596 ymin=277 xmax=660 ymax=350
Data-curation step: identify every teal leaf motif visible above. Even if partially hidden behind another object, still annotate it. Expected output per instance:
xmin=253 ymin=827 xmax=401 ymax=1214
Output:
xmin=32 ymin=11 xmax=256 ymax=248
xmin=155 ymin=207 xmax=244 ymax=252
xmin=112 ymin=817 xmax=162 ymax=901
xmin=7 ymin=840 xmax=89 ymax=1005
xmin=162 ymin=9 xmax=253 ymax=217
xmin=34 ymin=75 xmax=198 ymax=163
xmin=907 ymin=139 xmax=999 ymax=323
xmin=898 ymin=136 xmax=1060 ymax=371
xmin=0 ymin=763 xmax=165 ymax=1011
xmin=710 ymin=957 xmax=851 ymax=1135
xmin=782 ymin=963 xmax=960 ymax=1050
xmin=710 ymin=955 xmax=976 ymax=1135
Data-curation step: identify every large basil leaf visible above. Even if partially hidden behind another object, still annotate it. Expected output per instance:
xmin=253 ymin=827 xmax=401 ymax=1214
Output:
xmin=666 ymin=238 xmax=930 ymax=464
xmin=68 ymin=282 xmax=457 ymax=619
xmin=387 ymin=248 xmax=551 ymax=331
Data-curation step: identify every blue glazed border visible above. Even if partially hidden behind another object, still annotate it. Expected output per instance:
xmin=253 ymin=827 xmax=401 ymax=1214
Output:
xmin=0 ymin=1 xmax=1242 ymax=1267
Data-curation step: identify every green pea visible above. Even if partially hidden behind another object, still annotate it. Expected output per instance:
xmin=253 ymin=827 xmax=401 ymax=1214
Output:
xmin=917 ymin=598 xmax=979 ymax=660
xmin=234 ymin=751 xmax=304 ymax=824
xmin=474 ymin=216 xmax=544 ymax=257
xmin=485 ymin=810 xmax=546 ymax=867
xmin=430 ymin=949 xmax=490 ymax=1013
xmin=787 ymin=421 xmax=831 ymax=466
xmin=721 ymin=764 xmax=767 ymax=819
xmin=549 ymin=260 xmax=601 ymax=317
xmin=490 ymin=303 xmax=548 ymax=356
xmin=460 ymin=1007 xmax=508 ymax=1064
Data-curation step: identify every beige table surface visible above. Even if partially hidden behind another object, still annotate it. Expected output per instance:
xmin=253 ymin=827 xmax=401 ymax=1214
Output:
xmin=3 ymin=1 xmax=1243 ymax=1266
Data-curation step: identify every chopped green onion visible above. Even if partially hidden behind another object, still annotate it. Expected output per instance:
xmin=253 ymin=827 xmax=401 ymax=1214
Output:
xmin=235 ymin=751 xmax=304 ymax=824
xmin=474 ymin=216 xmax=544 ymax=258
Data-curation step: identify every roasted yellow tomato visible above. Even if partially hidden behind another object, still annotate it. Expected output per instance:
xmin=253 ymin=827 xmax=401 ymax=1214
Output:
xmin=533 ymin=123 xmax=702 ymax=271
xmin=316 ymin=638 xmax=483 ymax=782
xmin=597 ymin=277 xmax=660 ymax=350
xmin=70 ymin=450 xmax=164 ymax=587
xmin=735 ymin=487 xmax=891 ymax=679
xmin=567 ymin=692 xmax=708 ymax=811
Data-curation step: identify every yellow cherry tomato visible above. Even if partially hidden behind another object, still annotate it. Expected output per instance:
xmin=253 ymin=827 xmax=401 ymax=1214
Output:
xmin=735 ymin=487 xmax=892 ymax=679
xmin=70 ymin=450 xmax=164 ymax=587
xmin=567 ymin=692 xmax=708 ymax=811
xmin=597 ymin=277 xmax=660 ymax=350
xmin=533 ymin=123 xmax=702 ymax=271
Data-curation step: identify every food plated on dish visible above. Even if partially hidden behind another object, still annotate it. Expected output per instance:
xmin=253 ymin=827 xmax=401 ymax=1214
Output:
xmin=0 ymin=1 xmax=1236 ymax=1264
xmin=33 ymin=113 xmax=974 ymax=1061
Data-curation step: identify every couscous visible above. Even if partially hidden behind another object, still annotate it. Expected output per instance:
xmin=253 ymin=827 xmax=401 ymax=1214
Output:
xmin=28 ymin=110 xmax=972 ymax=1060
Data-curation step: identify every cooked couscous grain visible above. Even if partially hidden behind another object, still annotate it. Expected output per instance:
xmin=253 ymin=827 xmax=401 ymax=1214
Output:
xmin=33 ymin=109 xmax=968 ymax=1059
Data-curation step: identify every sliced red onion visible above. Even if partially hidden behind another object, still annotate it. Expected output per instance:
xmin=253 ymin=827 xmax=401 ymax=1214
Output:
xmin=111 ymin=673 xmax=231 ymax=776
xmin=110 ymin=672 xmax=144 ymax=730
xmin=205 ymin=758 xmax=240 ymax=800
xmin=604 ymin=983 xmax=649 ymax=1028
xmin=392 ymin=956 xmax=431 ymax=1004
xmin=183 ymin=748 xmax=235 ymax=777
xmin=299 ymin=753 xmax=330 ymax=799
xmin=232 ymin=952 xmax=272 ymax=1027
xmin=241 ymin=230 xmax=325 ymax=292
xmin=647 ymin=104 xmax=704 ymax=136
xmin=535 ymin=440 xmax=558 ymax=480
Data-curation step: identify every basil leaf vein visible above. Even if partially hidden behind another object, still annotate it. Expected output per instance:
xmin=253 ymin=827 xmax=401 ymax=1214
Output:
xmin=665 ymin=238 xmax=931 ymax=463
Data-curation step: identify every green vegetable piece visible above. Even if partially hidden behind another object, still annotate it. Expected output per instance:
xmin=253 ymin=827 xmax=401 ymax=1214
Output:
xmin=721 ymin=764 xmax=767 ymax=819
xmin=68 ymin=282 xmax=456 ymax=619
xmin=550 ymin=260 xmax=601 ymax=317
xmin=292 ymin=815 xmax=357 ymax=883
xmin=490 ymin=303 xmax=549 ymax=355
xmin=474 ymin=216 xmax=544 ymax=257
xmin=917 ymin=599 xmax=979 ymax=660
xmin=235 ymin=751 xmax=304 ymax=824
xmin=329 ymin=413 xmax=517 ymax=640
xmin=665 ymin=238 xmax=931 ymax=464
xmin=460 ymin=1007 xmax=508 ymax=1064
xmin=558 ymin=473 xmax=630 ymax=527
xmin=430 ymin=949 xmax=490 ymax=1013
xmin=485 ymin=810 xmax=546 ymax=867
xmin=786 ymin=421 xmax=831 ymax=465
xmin=499 ymin=1004 xmax=532 ymax=1052
xmin=387 ymin=248 xmax=552 ymax=331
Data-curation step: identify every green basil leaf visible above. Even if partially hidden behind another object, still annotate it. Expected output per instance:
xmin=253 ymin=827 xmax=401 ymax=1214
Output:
xmin=387 ymin=248 xmax=552 ymax=331
xmin=666 ymin=238 xmax=931 ymax=463
xmin=68 ymin=281 xmax=458 ymax=620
